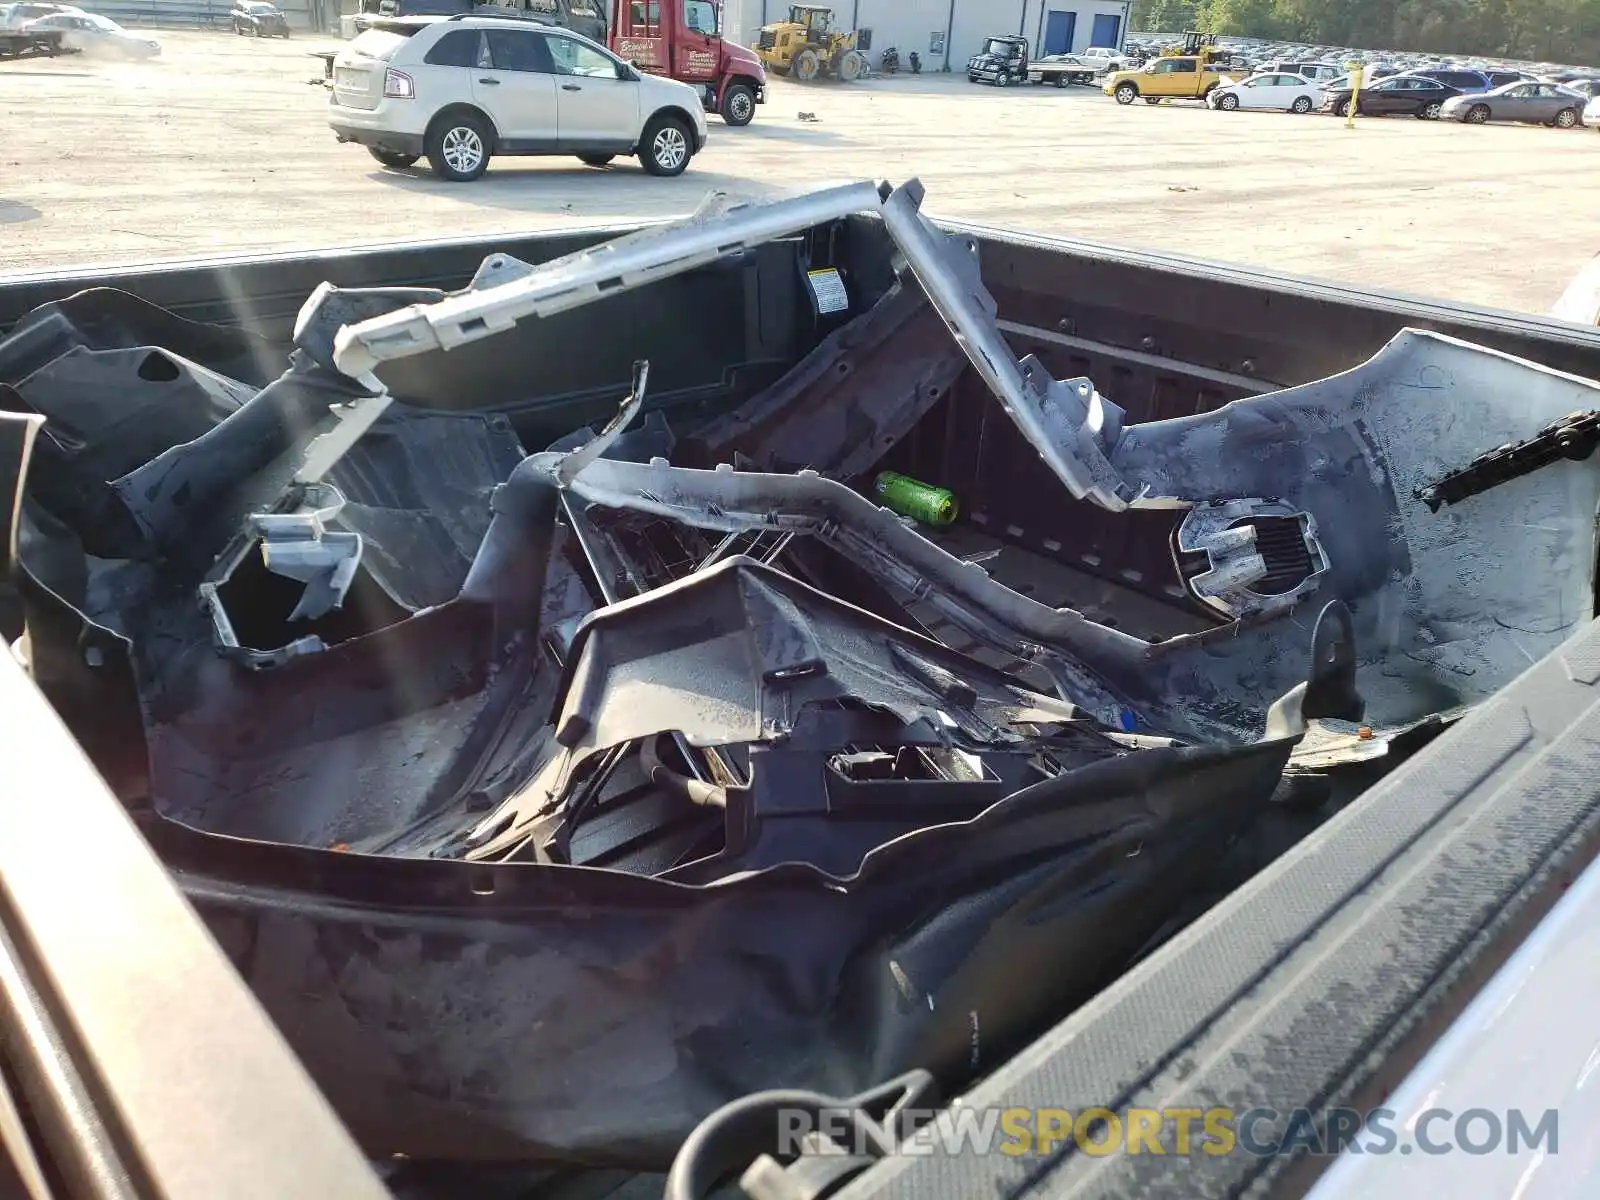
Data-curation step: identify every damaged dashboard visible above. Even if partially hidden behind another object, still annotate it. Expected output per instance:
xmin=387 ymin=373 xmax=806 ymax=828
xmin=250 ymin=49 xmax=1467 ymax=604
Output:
xmin=2 ymin=179 xmax=1599 ymax=1199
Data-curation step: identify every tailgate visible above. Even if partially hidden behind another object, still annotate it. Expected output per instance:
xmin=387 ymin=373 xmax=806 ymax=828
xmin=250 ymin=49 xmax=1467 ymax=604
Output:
xmin=333 ymin=60 xmax=382 ymax=109
xmin=332 ymin=29 xmax=408 ymax=110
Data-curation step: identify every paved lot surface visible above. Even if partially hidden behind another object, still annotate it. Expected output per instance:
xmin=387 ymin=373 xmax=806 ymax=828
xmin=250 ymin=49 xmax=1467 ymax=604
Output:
xmin=2 ymin=30 xmax=1597 ymax=314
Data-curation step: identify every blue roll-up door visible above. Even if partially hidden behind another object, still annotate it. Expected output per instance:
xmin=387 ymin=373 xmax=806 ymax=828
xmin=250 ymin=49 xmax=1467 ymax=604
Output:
xmin=1090 ymin=11 xmax=1121 ymax=48
xmin=1043 ymin=9 xmax=1075 ymax=54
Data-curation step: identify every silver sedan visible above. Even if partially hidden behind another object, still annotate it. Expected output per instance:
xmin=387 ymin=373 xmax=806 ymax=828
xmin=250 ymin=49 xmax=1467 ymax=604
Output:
xmin=1442 ymin=81 xmax=1586 ymax=127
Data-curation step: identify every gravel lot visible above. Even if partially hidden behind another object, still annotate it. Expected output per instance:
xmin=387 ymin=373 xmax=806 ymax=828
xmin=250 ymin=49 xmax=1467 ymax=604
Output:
xmin=2 ymin=29 xmax=1597 ymax=313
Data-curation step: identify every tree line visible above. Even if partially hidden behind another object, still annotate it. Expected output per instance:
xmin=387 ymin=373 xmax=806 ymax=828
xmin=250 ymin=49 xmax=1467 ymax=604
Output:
xmin=1131 ymin=0 xmax=1600 ymax=64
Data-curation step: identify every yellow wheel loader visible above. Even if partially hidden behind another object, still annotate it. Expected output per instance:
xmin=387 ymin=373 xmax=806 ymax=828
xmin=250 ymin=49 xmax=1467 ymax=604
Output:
xmin=753 ymin=4 xmax=864 ymax=82
xmin=1159 ymin=31 xmax=1242 ymax=70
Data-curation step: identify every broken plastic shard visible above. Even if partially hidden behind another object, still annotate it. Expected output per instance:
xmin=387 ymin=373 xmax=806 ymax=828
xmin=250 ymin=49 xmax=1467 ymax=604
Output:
xmin=248 ymin=482 xmax=363 ymax=623
xmin=556 ymin=359 xmax=648 ymax=488
xmin=878 ymin=180 xmax=1132 ymax=510
xmin=293 ymin=392 xmax=393 ymax=485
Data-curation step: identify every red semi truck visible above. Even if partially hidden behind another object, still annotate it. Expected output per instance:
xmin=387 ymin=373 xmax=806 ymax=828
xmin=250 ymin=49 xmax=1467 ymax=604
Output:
xmin=609 ymin=0 xmax=766 ymax=125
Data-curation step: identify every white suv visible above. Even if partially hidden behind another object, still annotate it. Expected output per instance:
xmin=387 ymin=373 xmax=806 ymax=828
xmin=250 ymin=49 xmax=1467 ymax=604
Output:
xmin=328 ymin=15 xmax=709 ymax=181
xmin=1260 ymin=59 xmax=1342 ymax=83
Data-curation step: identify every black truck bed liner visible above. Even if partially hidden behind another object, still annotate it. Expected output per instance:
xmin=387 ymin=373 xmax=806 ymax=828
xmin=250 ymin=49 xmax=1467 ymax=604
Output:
xmin=842 ymin=583 xmax=1600 ymax=1200
xmin=5 ymin=216 xmax=1600 ymax=1200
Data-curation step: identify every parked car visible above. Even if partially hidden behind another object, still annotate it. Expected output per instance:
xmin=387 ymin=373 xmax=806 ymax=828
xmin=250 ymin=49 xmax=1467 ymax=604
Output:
xmin=1325 ymin=62 xmax=1412 ymax=90
xmin=0 ymin=0 xmax=78 ymax=26
xmin=1483 ymin=69 xmax=1537 ymax=87
xmin=1027 ymin=52 xmax=1098 ymax=87
xmin=1078 ymin=45 xmax=1132 ymax=73
xmin=1207 ymin=70 xmax=1323 ymax=113
xmin=1258 ymin=59 xmax=1342 ymax=83
xmin=1322 ymin=74 xmax=1461 ymax=119
xmin=328 ymin=16 xmax=707 ymax=181
xmin=1442 ymin=80 xmax=1586 ymax=127
xmin=1414 ymin=67 xmax=1491 ymax=93
xmin=966 ymin=34 xmax=1029 ymax=86
xmin=231 ymin=0 xmax=289 ymax=36
xmin=1585 ymin=94 xmax=1600 ymax=128
xmin=20 ymin=11 xmax=158 ymax=56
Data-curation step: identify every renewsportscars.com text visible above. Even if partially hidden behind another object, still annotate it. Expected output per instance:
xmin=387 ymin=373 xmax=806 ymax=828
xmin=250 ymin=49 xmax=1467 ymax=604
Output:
xmin=778 ymin=1106 xmax=1560 ymax=1159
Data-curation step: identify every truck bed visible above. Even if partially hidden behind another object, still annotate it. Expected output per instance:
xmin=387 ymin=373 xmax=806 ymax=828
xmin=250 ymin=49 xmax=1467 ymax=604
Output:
xmin=4 ymin=210 xmax=1600 ymax=1200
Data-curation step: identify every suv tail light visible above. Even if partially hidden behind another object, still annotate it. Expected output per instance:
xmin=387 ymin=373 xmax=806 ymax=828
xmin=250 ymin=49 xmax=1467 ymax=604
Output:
xmin=383 ymin=69 xmax=414 ymax=99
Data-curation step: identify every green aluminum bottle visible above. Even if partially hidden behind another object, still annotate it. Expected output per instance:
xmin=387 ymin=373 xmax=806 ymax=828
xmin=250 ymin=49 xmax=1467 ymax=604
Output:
xmin=873 ymin=471 xmax=959 ymax=527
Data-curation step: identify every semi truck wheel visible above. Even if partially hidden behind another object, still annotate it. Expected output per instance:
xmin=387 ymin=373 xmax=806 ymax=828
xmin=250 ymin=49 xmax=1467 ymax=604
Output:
xmin=720 ymin=83 xmax=756 ymax=126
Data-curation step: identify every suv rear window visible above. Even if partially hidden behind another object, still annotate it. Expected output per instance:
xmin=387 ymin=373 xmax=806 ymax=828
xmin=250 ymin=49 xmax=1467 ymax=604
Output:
xmin=424 ymin=28 xmax=479 ymax=65
xmin=348 ymin=29 xmax=408 ymax=60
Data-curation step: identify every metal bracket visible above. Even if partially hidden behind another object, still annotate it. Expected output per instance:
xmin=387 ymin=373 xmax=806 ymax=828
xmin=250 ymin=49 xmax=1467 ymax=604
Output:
xmin=1415 ymin=408 xmax=1600 ymax=511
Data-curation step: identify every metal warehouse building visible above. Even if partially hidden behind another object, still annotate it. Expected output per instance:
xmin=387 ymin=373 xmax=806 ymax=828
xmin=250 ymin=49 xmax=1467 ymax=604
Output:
xmin=727 ymin=0 xmax=1132 ymax=73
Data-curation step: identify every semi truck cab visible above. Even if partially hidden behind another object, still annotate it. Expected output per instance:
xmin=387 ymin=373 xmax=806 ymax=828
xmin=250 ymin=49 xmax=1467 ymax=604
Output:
xmin=611 ymin=0 xmax=765 ymax=125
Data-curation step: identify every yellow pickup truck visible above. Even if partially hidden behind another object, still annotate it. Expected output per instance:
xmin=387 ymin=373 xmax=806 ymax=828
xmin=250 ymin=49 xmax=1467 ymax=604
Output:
xmin=1104 ymin=57 xmax=1241 ymax=105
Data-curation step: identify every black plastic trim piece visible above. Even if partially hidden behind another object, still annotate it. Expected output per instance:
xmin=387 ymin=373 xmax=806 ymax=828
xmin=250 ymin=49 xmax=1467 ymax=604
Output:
xmin=839 ymin=614 xmax=1600 ymax=1200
